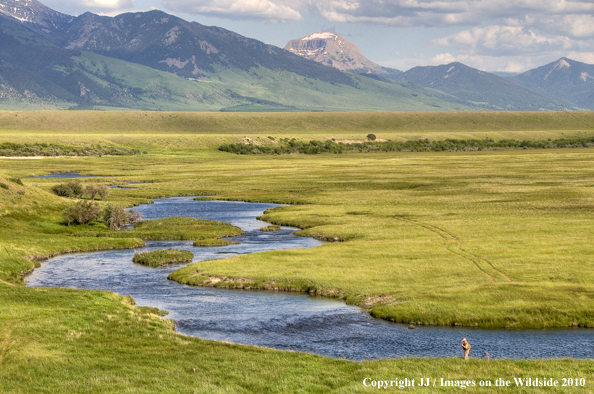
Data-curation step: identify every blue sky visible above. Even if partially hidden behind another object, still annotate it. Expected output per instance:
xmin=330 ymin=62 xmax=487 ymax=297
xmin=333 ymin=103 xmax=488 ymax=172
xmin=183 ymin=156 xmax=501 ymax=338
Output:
xmin=42 ymin=0 xmax=594 ymax=72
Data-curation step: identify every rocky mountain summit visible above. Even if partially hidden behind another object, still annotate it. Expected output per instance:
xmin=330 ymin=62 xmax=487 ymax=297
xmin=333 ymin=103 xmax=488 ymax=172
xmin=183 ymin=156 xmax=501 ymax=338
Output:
xmin=512 ymin=58 xmax=594 ymax=109
xmin=0 ymin=0 xmax=69 ymax=28
xmin=284 ymin=32 xmax=401 ymax=80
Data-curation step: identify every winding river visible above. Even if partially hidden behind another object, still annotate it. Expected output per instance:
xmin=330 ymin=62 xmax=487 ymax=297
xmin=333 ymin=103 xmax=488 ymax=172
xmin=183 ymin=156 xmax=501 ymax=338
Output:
xmin=27 ymin=197 xmax=593 ymax=360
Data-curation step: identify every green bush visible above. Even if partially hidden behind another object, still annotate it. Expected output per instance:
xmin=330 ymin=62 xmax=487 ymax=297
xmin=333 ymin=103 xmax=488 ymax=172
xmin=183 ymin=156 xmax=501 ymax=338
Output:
xmin=367 ymin=133 xmax=377 ymax=141
xmin=132 ymin=249 xmax=194 ymax=267
xmin=8 ymin=177 xmax=23 ymax=186
xmin=85 ymin=184 xmax=100 ymax=200
xmin=103 ymin=204 xmax=142 ymax=230
xmin=98 ymin=185 xmax=111 ymax=201
xmin=63 ymin=200 xmax=101 ymax=225
xmin=51 ymin=181 xmax=83 ymax=198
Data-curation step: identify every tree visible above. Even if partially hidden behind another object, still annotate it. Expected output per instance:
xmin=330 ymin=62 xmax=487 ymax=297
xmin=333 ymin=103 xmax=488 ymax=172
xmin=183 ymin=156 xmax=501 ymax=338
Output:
xmin=63 ymin=200 xmax=100 ymax=225
xmin=85 ymin=184 xmax=100 ymax=200
xmin=103 ymin=204 xmax=142 ymax=230
xmin=98 ymin=185 xmax=111 ymax=201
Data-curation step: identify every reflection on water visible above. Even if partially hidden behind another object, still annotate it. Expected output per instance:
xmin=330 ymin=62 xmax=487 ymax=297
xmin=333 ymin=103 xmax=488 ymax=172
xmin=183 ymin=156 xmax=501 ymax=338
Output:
xmin=26 ymin=197 xmax=594 ymax=360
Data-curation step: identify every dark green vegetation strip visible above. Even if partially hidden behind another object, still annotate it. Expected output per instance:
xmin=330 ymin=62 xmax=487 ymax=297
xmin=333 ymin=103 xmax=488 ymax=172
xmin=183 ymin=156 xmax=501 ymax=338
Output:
xmin=132 ymin=248 xmax=193 ymax=267
xmin=220 ymin=135 xmax=594 ymax=155
xmin=0 ymin=142 xmax=139 ymax=157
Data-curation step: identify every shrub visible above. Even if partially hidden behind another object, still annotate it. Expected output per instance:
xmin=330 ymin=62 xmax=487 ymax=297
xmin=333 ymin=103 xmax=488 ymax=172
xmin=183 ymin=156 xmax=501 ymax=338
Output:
xmin=8 ymin=177 xmax=23 ymax=185
xmin=132 ymin=249 xmax=194 ymax=267
xmin=63 ymin=200 xmax=100 ymax=225
xmin=85 ymin=184 xmax=100 ymax=200
xmin=98 ymin=185 xmax=111 ymax=201
xmin=51 ymin=181 xmax=83 ymax=198
xmin=0 ymin=183 xmax=8 ymax=190
xmin=367 ymin=134 xmax=377 ymax=141
xmin=103 ymin=204 xmax=142 ymax=230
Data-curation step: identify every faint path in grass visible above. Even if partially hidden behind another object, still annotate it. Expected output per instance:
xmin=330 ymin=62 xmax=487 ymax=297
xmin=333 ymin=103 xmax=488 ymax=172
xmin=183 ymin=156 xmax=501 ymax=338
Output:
xmin=0 ymin=327 xmax=13 ymax=365
xmin=397 ymin=217 xmax=511 ymax=282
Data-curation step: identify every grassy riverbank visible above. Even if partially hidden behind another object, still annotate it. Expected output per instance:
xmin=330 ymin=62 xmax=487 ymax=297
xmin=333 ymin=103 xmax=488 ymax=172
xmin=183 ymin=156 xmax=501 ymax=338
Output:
xmin=2 ymin=110 xmax=594 ymax=392
xmin=133 ymin=248 xmax=194 ymax=267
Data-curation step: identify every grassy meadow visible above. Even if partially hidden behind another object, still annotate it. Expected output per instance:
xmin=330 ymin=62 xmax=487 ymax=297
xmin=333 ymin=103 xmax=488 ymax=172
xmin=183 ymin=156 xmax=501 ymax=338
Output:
xmin=2 ymin=110 xmax=594 ymax=392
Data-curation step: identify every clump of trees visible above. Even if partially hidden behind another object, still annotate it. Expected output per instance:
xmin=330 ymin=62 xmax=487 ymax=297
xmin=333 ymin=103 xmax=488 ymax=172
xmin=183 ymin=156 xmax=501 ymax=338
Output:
xmin=56 ymin=181 xmax=140 ymax=228
xmin=51 ymin=181 xmax=110 ymax=200
xmin=62 ymin=201 xmax=141 ymax=228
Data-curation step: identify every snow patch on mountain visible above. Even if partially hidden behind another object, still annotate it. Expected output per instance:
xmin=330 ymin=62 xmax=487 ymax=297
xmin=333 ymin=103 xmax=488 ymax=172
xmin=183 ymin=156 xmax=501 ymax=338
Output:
xmin=301 ymin=32 xmax=337 ymax=41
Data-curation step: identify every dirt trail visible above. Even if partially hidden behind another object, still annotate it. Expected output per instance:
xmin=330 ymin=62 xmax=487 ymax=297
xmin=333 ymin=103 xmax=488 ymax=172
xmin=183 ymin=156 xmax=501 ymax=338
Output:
xmin=398 ymin=218 xmax=511 ymax=282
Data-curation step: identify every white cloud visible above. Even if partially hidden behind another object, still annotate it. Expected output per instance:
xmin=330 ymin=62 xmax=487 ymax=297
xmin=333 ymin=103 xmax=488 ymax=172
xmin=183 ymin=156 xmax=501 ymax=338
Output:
xmin=161 ymin=0 xmax=302 ymax=22
xmin=306 ymin=0 xmax=594 ymax=28
xmin=567 ymin=52 xmax=594 ymax=64
xmin=81 ymin=0 xmax=135 ymax=9
xmin=43 ymin=0 xmax=136 ymax=14
xmin=432 ymin=25 xmax=574 ymax=56
xmin=548 ymin=15 xmax=594 ymax=38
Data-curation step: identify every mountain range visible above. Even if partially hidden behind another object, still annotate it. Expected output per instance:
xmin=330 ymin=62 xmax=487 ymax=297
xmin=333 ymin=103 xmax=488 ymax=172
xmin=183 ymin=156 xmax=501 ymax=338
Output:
xmin=286 ymin=32 xmax=592 ymax=110
xmin=0 ymin=0 xmax=590 ymax=111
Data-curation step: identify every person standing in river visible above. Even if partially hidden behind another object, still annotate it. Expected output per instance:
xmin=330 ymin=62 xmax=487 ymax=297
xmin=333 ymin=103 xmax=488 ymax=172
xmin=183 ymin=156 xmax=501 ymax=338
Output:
xmin=461 ymin=338 xmax=471 ymax=360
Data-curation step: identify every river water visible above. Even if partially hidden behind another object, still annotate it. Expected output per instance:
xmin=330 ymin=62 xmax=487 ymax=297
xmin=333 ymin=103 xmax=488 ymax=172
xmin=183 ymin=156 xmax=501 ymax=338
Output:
xmin=26 ymin=197 xmax=593 ymax=360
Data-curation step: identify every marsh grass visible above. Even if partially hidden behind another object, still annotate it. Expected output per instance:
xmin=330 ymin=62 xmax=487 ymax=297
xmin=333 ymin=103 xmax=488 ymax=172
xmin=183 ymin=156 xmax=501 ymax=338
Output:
xmin=132 ymin=248 xmax=193 ymax=267
xmin=193 ymin=239 xmax=240 ymax=247
xmin=259 ymin=225 xmax=281 ymax=232
xmin=3 ymin=111 xmax=594 ymax=392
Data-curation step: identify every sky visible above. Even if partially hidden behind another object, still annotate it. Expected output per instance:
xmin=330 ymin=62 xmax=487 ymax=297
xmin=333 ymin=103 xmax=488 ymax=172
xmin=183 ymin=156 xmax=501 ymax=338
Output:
xmin=41 ymin=0 xmax=594 ymax=73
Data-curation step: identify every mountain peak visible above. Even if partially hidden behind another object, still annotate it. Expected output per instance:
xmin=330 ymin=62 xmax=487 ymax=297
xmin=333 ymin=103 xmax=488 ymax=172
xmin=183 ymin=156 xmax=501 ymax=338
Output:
xmin=512 ymin=57 xmax=594 ymax=109
xmin=555 ymin=58 xmax=571 ymax=69
xmin=284 ymin=31 xmax=394 ymax=76
xmin=0 ymin=0 xmax=70 ymax=27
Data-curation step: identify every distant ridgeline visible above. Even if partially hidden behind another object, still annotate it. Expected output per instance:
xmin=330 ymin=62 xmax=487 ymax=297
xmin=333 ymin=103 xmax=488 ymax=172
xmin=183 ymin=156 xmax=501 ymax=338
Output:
xmin=0 ymin=143 xmax=140 ymax=157
xmin=219 ymin=136 xmax=594 ymax=155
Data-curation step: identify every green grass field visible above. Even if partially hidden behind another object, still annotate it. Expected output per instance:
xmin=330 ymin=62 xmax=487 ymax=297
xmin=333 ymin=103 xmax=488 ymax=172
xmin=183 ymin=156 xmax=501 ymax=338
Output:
xmin=2 ymin=110 xmax=594 ymax=392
